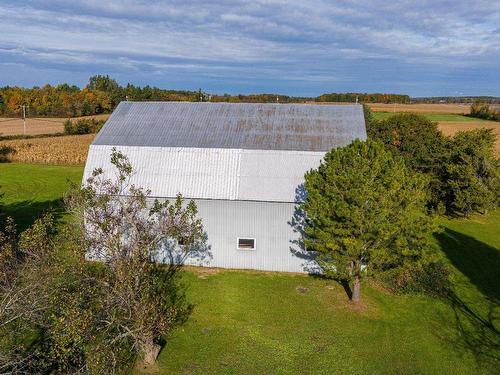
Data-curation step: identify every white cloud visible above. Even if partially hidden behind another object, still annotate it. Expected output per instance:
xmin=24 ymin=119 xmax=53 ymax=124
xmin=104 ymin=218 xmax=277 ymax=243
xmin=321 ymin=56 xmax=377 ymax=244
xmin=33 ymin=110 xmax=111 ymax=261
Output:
xmin=0 ymin=0 xmax=498 ymax=95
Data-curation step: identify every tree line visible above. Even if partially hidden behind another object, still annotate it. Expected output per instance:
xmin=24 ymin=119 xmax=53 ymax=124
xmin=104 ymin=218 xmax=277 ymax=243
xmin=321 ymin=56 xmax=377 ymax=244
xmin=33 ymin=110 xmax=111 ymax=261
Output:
xmin=0 ymin=76 xmax=202 ymax=118
xmin=1 ymin=75 xmax=415 ymax=118
xmin=316 ymin=92 xmax=410 ymax=103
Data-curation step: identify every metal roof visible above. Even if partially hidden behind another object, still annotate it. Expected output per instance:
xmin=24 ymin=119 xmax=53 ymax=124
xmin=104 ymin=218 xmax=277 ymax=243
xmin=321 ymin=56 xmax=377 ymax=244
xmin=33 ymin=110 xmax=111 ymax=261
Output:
xmin=85 ymin=101 xmax=367 ymax=202
xmin=92 ymin=101 xmax=366 ymax=152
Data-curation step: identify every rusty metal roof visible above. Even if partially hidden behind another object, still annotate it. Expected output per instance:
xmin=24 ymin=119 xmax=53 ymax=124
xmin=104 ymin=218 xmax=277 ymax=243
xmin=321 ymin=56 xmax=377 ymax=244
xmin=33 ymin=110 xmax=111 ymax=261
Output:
xmin=92 ymin=101 xmax=366 ymax=152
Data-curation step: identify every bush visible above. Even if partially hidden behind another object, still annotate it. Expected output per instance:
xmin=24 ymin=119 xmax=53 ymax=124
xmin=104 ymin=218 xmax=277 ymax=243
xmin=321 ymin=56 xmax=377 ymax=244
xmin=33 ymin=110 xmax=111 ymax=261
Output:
xmin=63 ymin=118 xmax=105 ymax=135
xmin=380 ymin=261 xmax=450 ymax=297
xmin=470 ymin=100 xmax=499 ymax=121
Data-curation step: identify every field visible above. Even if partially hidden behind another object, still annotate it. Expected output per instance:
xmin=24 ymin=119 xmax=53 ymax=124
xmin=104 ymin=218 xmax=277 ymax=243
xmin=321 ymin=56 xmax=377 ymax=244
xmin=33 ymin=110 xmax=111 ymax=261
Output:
xmin=367 ymin=103 xmax=471 ymax=114
xmin=0 ymin=163 xmax=498 ymax=374
xmin=0 ymin=134 xmax=94 ymax=165
xmin=0 ymin=114 xmax=109 ymax=137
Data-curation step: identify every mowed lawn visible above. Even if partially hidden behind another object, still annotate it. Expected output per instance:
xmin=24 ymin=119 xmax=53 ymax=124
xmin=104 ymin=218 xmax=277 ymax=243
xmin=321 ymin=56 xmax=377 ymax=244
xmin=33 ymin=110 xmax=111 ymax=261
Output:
xmin=0 ymin=163 xmax=82 ymax=229
xmin=0 ymin=163 xmax=499 ymax=374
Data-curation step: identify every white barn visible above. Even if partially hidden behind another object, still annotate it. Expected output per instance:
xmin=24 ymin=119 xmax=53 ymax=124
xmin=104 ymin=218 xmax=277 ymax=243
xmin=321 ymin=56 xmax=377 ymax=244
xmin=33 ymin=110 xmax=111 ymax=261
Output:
xmin=83 ymin=102 xmax=366 ymax=273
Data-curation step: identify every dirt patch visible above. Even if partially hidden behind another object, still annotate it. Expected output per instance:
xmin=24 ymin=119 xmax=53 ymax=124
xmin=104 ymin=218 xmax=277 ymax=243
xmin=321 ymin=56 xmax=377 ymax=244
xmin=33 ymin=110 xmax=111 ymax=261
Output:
xmin=135 ymin=360 xmax=160 ymax=373
xmin=183 ymin=266 xmax=221 ymax=279
xmin=296 ymin=286 xmax=309 ymax=294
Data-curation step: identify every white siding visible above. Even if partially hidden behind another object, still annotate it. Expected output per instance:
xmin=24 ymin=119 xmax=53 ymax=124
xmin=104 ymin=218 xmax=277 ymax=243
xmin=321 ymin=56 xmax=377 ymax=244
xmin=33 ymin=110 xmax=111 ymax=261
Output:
xmin=84 ymin=145 xmax=325 ymax=203
xmin=165 ymin=199 xmax=318 ymax=273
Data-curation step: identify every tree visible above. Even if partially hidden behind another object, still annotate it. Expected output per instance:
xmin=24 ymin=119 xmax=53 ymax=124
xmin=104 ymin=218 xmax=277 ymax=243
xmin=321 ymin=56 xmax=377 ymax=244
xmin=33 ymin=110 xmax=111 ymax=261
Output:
xmin=0 ymin=214 xmax=56 ymax=373
xmin=362 ymin=104 xmax=374 ymax=126
xmin=470 ymin=100 xmax=497 ymax=120
xmin=367 ymin=113 xmax=450 ymax=209
xmin=64 ymin=148 xmax=207 ymax=368
xmin=301 ymin=140 xmax=435 ymax=302
xmin=442 ymin=129 xmax=499 ymax=216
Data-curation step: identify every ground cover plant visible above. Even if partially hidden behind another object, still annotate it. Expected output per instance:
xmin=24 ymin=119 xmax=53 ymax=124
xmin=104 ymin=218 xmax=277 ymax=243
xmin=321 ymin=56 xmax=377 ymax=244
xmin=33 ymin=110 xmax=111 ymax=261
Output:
xmin=0 ymin=162 xmax=498 ymax=374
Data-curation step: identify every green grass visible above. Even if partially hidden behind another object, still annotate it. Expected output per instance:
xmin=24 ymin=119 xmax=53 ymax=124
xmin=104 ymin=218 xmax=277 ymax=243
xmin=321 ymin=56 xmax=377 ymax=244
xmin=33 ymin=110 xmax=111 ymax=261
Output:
xmin=0 ymin=163 xmax=82 ymax=230
xmin=372 ymin=112 xmax=484 ymax=122
xmin=1 ymin=163 xmax=498 ymax=374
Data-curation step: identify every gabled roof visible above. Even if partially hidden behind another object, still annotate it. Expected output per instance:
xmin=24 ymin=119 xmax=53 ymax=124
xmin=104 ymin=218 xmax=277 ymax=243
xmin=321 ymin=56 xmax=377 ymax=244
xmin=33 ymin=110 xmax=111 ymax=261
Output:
xmin=86 ymin=101 xmax=367 ymax=202
xmin=92 ymin=101 xmax=366 ymax=152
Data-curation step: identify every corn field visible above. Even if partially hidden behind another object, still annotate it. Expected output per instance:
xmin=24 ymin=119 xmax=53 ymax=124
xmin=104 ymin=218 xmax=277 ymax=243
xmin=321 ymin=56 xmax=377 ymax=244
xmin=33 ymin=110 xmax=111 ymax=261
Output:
xmin=0 ymin=134 xmax=94 ymax=165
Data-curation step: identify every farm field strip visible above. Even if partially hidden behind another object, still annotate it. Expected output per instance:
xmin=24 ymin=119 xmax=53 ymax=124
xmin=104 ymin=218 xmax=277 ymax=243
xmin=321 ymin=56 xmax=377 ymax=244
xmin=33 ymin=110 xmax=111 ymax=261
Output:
xmin=0 ymin=114 xmax=110 ymax=136
xmin=372 ymin=112 xmax=480 ymax=122
xmin=0 ymin=134 xmax=94 ymax=165
xmin=367 ymin=103 xmax=472 ymax=114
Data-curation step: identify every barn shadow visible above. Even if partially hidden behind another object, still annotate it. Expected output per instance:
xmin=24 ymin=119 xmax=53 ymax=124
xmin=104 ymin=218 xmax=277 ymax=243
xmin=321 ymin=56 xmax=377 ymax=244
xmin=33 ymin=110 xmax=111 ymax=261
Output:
xmin=1 ymin=198 xmax=66 ymax=231
xmin=434 ymin=229 xmax=500 ymax=365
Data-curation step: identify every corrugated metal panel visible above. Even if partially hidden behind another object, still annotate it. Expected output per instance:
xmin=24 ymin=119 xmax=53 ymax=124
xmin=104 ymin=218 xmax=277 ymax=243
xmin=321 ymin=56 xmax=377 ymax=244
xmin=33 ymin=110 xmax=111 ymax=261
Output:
xmin=84 ymin=145 xmax=325 ymax=203
xmin=85 ymin=145 xmax=242 ymax=200
xmin=93 ymin=101 xmax=366 ymax=152
xmin=157 ymin=198 xmax=318 ymax=273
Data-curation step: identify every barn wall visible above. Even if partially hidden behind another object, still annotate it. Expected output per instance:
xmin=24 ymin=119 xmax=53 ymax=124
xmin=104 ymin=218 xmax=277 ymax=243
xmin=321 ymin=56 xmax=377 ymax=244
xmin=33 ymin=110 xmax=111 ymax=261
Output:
xmin=154 ymin=198 xmax=318 ymax=273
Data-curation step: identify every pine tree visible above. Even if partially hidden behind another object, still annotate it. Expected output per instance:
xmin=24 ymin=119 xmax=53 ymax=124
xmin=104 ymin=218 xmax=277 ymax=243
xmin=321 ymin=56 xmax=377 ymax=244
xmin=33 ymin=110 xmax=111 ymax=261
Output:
xmin=301 ymin=140 xmax=435 ymax=302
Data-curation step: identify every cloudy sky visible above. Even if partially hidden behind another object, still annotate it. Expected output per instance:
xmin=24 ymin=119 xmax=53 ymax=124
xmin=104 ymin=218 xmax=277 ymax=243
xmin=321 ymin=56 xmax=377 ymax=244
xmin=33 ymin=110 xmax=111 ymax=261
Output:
xmin=0 ymin=0 xmax=498 ymax=96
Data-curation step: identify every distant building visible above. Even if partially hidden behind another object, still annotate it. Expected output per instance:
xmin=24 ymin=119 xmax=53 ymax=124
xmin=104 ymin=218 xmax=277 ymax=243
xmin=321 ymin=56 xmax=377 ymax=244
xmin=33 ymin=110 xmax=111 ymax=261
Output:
xmin=83 ymin=102 xmax=366 ymax=272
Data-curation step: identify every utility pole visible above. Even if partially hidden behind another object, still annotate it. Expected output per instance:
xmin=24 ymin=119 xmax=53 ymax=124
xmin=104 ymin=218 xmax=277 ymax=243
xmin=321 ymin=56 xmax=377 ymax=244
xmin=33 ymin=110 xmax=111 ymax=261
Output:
xmin=22 ymin=104 xmax=26 ymax=135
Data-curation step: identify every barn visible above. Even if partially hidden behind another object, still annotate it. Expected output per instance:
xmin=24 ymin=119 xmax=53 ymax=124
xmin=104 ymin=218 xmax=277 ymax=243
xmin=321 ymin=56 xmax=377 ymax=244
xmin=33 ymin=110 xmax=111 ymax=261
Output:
xmin=83 ymin=102 xmax=367 ymax=273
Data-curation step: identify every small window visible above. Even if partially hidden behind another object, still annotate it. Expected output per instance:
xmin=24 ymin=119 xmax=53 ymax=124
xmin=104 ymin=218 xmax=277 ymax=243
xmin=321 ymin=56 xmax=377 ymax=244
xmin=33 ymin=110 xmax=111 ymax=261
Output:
xmin=237 ymin=238 xmax=256 ymax=250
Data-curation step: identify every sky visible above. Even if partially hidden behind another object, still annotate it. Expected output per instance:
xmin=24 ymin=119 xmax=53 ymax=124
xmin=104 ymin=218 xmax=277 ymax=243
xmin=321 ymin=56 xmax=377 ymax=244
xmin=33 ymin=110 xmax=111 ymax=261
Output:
xmin=0 ymin=0 xmax=498 ymax=97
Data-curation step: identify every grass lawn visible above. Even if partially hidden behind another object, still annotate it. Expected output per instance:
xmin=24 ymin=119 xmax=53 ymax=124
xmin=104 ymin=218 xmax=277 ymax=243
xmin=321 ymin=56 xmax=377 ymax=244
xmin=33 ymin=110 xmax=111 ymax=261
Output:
xmin=0 ymin=163 xmax=82 ymax=230
xmin=1 ymin=163 xmax=498 ymax=374
xmin=372 ymin=112 xmax=483 ymax=122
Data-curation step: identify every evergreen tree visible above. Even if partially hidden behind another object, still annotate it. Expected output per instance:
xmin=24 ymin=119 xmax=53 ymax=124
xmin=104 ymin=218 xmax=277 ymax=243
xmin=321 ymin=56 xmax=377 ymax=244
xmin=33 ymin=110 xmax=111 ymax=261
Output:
xmin=301 ymin=140 xmax=435 ymax=302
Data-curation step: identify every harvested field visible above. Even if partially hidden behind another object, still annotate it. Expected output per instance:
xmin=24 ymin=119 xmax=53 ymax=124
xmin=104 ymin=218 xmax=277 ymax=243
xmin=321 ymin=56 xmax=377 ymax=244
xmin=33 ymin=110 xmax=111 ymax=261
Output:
xmin=438 ymin=120 xmax=500 ymax=153
xmin=367 ymin=103 xmax=471 ymax=114
xmin=0 ymin=134 xmax=94 ymax=165
xmin=0 ymin=114 xmax=109 ymax=136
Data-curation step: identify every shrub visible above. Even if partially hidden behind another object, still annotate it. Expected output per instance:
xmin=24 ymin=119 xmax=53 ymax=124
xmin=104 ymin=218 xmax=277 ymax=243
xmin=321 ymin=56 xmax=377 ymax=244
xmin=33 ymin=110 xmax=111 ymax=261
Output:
xmin=380 ymin=260 xmax=450 ymax=297
xmin=470 ymin=100 xmax=499 ymax=121
xmin=63 ymin=118 xmax=105 ymax=135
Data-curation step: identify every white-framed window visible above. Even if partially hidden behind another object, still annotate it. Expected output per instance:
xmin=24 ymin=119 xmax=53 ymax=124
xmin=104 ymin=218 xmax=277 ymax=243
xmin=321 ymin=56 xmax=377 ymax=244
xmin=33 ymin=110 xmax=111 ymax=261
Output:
xmin=237 ymin=237 xmax=256 ymax=250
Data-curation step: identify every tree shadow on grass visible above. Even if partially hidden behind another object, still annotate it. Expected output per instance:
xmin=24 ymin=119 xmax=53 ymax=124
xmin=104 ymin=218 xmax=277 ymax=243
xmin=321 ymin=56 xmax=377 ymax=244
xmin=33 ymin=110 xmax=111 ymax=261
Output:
xmin=434 ymin=229 xmax=500 ymax=366
xmin=1 ymin=198 xmax=67 ymax=232
xmin=435 ymin=228 xmax=499 ymax=302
